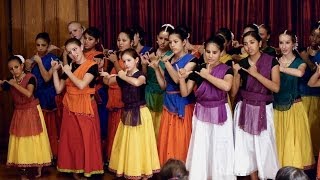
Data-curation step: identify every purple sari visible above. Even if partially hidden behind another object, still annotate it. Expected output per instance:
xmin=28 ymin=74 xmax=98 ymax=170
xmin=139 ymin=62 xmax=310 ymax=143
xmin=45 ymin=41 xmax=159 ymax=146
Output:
xmin=238 ymin=53 xmax=274 ymax=135
xmin=194 ymin=63 xmax=230 ymax=124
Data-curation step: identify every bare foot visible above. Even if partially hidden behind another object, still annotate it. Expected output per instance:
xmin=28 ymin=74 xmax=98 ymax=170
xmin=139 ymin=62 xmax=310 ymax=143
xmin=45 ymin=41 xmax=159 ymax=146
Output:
xmin=35 ymin=167 xmax=42 ymax=178
xmin=73 ymin=173 xmax=81 ymax=180
xmin=21 ymin=175 xmax=29 ymax=180
xmin=250 ymin=171 xmax=259 ymax=180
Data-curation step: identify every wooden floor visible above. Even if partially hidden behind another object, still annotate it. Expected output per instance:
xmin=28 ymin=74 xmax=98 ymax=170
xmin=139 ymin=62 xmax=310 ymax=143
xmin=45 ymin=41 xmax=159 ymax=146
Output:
xmin=0 ymin=147 xmax=317 ymax=179
xmin=0 ymin=148 xmax=116 ymax=180
xmin=0 ymin=164 xmax=115 ymax=180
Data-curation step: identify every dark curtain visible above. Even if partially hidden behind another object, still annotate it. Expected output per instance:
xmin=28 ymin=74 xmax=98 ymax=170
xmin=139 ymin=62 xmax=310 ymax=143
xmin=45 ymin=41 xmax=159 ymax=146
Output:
xmin=89 ymin=0 xmax=319 ymax=50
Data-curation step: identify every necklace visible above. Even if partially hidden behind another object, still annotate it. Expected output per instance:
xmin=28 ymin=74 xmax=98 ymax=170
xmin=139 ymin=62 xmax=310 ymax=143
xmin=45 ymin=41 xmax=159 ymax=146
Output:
xmin=16 ymin=72 xmax=26 ymax=84
xmin=280 ymin=56 xmax=294 ymax=67
xmin=248 ymin=58 xmax=256 ymax=66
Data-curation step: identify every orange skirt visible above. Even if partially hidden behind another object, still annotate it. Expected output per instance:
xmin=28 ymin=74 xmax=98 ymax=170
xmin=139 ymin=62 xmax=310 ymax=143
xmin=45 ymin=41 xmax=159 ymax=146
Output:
xmin=57 ymin=101 xmax=103 ymax=177
xmin=157 ymin=104 xmax=194 ymax=166
xmin=106 ymin=109 xmax=121 ymax=160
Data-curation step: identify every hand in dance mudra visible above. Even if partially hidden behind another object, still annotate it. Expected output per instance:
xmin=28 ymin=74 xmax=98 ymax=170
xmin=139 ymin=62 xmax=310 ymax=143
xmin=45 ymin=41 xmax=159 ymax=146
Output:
xmin=195 ymin=63 xmax=210 ymax=78
xmin=177 ymin=64 xmax=192 ymax=79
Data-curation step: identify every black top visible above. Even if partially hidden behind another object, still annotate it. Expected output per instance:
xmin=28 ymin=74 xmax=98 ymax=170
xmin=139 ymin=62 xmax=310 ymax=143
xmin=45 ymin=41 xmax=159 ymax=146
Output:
xmin=237 ymin=57 xmax=279 ymax=90
xmin=61 ymin=63 xmax=98 ymax=88
xmin=188 ymin=63 xmax=233 ymax=88
xmin=2 ymin=76 xmax=36 ymax=90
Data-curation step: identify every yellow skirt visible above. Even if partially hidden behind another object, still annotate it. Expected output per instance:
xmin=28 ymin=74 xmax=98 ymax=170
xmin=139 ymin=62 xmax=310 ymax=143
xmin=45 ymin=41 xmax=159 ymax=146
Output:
xmin=274 ymin=102 xmax=315 ymax=169
xmin=108 ymin=107 xmax=160 ymax=179
xmin=149 ymin=110 xmax=162 ymax=140
xmin=301 ymin=96 xmax=320 ymax=154
xmin=7 ymin=105 xmax=52 ymax=167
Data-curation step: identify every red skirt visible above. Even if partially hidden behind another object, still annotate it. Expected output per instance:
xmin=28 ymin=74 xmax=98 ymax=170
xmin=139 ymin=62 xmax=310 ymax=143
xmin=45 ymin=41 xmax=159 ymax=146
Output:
xmin=157 ymin=104 xmax=194 ymax=166
xmin=106 ymin=109 xmax=121 ymax=160
xmin=43 ymin=110 xmax=59 ymax=158
xmin=57 ymin=101 xmax=103 ymax=177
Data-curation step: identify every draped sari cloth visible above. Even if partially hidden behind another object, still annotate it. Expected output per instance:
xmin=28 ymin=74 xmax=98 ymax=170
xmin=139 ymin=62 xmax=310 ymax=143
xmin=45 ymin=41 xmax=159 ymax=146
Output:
xmin=238 ymin=53 xmax=274 ymax=135
xmin=194 ymin=63 xmax=229 ymax=125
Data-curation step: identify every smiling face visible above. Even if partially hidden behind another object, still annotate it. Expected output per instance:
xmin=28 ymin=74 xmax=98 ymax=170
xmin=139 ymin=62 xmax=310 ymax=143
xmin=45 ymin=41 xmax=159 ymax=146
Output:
xmin=117 ymin=32 xmax=132 ymax=52
xmin=279 ymin=34 xmax=295 ymax=56
xmin=204 ymin=42 xmax=221 ymax=66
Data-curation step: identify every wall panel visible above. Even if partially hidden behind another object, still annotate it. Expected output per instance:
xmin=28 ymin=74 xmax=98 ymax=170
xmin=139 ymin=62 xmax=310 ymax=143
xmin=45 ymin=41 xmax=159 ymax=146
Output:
xmin=0 ymin=0 xmax=88 ymax=151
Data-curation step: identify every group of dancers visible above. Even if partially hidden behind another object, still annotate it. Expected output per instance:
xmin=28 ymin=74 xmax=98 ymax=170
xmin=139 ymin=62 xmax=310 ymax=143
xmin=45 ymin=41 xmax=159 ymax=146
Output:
xmin=1 ymin=20 xmax=320 ymax=180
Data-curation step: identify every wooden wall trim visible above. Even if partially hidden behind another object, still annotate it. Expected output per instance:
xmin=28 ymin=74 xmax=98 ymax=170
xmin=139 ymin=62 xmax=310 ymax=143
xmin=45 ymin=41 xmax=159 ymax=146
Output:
xmin=0 ymin=0 xmax=89 ymax=150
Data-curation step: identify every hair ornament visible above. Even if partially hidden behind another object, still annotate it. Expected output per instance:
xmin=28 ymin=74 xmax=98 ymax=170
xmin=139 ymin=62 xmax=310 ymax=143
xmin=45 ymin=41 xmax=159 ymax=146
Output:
xmin=162 ymin=24 xmax=175 ymax=32
xmin=15 ymin=55 xmax=25 ymax=63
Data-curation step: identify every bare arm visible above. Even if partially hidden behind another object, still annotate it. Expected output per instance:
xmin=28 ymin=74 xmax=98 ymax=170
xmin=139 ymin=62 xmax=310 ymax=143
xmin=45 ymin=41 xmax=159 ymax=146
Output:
xmin=34 ymin=55 xmax=53 ymax=82
xmin=308 ymin=64 xmax=320 ymax=87
xmin=142 ymin=64 xmax=148 ymax=75
xmin=280 ymin=63 xmax=306 ymax=77
xmin=51 ymin=61 xmax=65 ymax=94
xmin=108 ymin=53 xmax=123 ymax=73
xmin=103 ymin=76 xmax=117 ymax=85
xmin=231 ymin=62 xmax=241 ymax=97
xmin=300 ymin=50 xmax=316 ymax=70
xmin=205 ymin=74 xmax=233 ymax=92
xmin=148 ymin=60 xmax=166 ymax=90
xmin=7 ymin=79 xmax=34 ymax=98
xmin=52 ymin=70 xmax=65 ymax=94
xmin=195 ymin=65 xmax=233 ymax=92
xmin=179 ymin=78 xmax=195 ymax=97
xmin=244 ymin=64 xmax=280 ymax=93
xmin=118 ymin=73 xmax=146 ymax=87
xmin=165 ymin=60 xmax=196 ymax=84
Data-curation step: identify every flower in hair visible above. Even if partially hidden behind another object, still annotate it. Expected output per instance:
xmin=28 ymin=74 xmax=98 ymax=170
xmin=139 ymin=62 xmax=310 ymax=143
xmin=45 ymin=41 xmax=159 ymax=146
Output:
xmin=294 ymin=35 xmax=298 ymax=50
xmin=231 ymin=32 xmax=235 ymax=41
